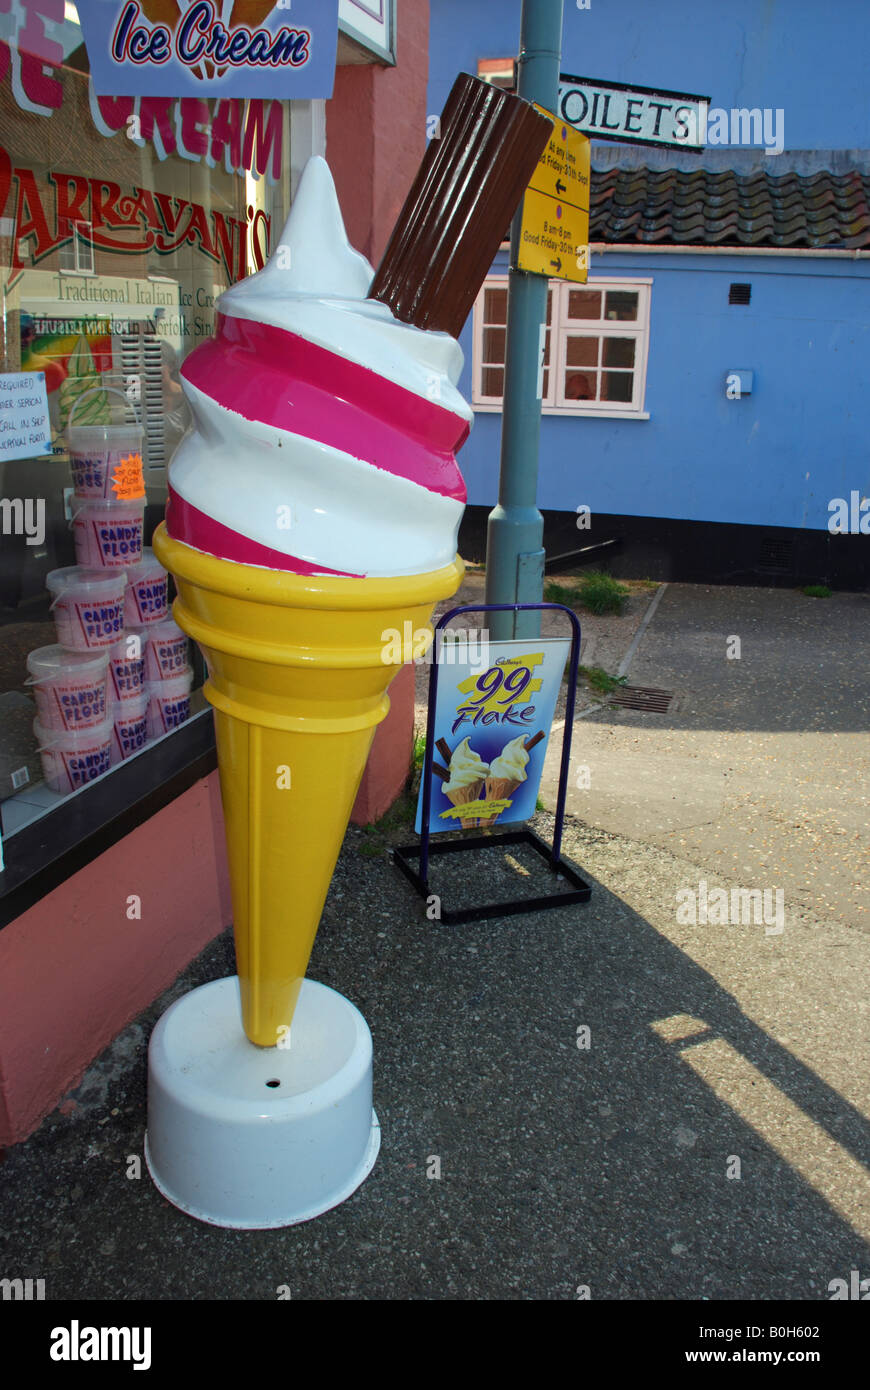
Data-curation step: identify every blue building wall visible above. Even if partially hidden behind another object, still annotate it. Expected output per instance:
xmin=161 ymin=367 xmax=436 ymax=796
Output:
xmin=429 ymin=0 xmax=869 ymax=151
xmin=430 ymin=0 xmax=870 ymax=540
xmin=456 ymin=248 xmax=869 ymax=531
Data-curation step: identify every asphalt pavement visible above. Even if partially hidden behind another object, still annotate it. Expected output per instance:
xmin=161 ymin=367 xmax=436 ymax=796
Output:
xmin=1 ymin=578 xmax=867 ymax=1302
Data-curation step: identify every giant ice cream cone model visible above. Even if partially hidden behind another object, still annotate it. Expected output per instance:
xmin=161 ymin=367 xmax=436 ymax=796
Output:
xmin=145 ymin=76 xmax=552 ymax=1227
xmin=152 ymin=153 xmax=473 ymax=1043
xmin=154 ymin=525 xmax=462 ymax=1043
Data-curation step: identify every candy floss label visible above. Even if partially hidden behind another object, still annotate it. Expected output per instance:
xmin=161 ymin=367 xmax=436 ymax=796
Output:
xmin=75 ymin=602 xmax=124 ymax=645
xmin=57 ymin=685 xmax=106 ymax=726
xmin=155 ymin=640 xmax=187 ymax=674
xmin=111 ymin=659 xmax=144 ymax=697
xmin=62 ymin=745 xmax=111 ymax=788
xmin=157 ymin=696 xmax=190 ymax=730
xmin=71 ymin=457 xmax=109 ymax=492
xmin=116 ymin=717 xmax=147 ymax=756
xmin=133 ymin=579 xmax=168 ymax=620
xmin=95 ymin=521 xmax=142 ymax=562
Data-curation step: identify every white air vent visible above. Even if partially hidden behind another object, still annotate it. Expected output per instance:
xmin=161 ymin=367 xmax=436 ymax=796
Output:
xmin=115 ymin=331 xmax=167 ymax=488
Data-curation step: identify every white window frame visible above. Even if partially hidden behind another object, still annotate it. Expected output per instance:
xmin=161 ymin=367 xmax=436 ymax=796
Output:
xmin=472 ymin=275 xmax=652 ymax=419
xmin=59 ymin=220 xmax=95 ymax=275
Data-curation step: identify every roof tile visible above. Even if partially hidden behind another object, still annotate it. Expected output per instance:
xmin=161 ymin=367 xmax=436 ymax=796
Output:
xmin=589 ymin=167 xmax=870 ymax=248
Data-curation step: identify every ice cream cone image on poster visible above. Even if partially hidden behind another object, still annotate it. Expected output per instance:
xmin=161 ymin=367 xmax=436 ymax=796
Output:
xmin=484 ymin=735 xmax=531 ymax=820
xmin=442 ymin=736 xmax=489 ymax=829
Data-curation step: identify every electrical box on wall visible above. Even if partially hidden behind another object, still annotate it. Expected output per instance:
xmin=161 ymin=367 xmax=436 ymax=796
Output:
xmin=725 ymin=369 xmax=754 ymax=398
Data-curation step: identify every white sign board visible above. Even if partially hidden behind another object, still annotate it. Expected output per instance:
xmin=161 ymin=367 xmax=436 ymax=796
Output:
xmin=558 ymin=74 xmax=709 ymax=151
xmin=0 ymin=372 xmax=52 ymax=462
xmin=415 ymin=636 xmax=572 ymax=834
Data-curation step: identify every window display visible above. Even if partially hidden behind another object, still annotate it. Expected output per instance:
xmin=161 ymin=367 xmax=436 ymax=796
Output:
xmin=0 ymin=4 xmax=291 ymax=842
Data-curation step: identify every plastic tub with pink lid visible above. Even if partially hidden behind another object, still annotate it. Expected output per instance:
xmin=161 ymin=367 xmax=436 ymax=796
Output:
xmin=66 ymin=384 xmax=144 ymax=500
xmin=124 ymin=548 xmax=169 ymax=627
xmin=144 ymin=618 xmax=189 ymax=680
xmin=25 ymin=645 xmax=109 ymax=732
xmin=108 ymin=629 xmax=146 ymax=704
xmin=146 ymin=668 xmax=193 ymax=738
xmin=46 ymin=567 xmax=126 ymax=651
xmin=110 ymin=692 xmax=149 ymax=764
xmin=34 ymin=715 xmax=113 ymax=794
xmin=73 ymin=498 xmax=145 ymax=570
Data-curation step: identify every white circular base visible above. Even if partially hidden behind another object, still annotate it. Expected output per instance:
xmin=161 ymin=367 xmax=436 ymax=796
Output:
xmin=144 ymin=977 xmax=380 ymax=1228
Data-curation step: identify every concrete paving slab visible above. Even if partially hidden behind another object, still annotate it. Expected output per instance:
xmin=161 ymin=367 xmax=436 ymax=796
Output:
xmin=541 ymin=583 xmax=870 ymax=933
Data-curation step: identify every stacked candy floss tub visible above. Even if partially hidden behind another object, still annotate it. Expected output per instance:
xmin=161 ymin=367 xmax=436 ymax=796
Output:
xmin=25 ymin=388 xmax=188 ymax=795
xmin=69 ymin=387 xmax=146 ymax=573
xmin=144 ymin=617 xmax=192 ymax=739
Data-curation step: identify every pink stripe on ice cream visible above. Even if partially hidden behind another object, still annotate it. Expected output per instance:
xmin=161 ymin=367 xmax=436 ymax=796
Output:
xmin=165 ymin=490 xmax=361 ymax=575
xmin=181 ymin=315 xmax=468 ymax=503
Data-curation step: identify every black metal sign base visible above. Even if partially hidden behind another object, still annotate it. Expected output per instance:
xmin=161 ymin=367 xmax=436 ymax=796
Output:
xmin=392 ymin=828 xmax=591 ymax=925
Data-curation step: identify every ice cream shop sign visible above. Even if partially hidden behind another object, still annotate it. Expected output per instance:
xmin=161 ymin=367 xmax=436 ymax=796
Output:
xmin=0 ymin=142 xmax=267 ymax=287
xmin=78 ymin=0 xmax=338 ymax=98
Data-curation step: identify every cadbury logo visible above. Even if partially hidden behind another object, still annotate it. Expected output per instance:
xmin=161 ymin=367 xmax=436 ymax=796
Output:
xmin=112 ymin=2 xmax=311 ymax=72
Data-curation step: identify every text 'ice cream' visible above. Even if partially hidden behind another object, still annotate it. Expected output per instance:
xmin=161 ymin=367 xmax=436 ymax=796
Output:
xmin=165 ymin=157 xmax=472 ymax=579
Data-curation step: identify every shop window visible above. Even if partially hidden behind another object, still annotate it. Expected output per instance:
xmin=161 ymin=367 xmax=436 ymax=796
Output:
xmin=0 ymin=4 xmax=292 ymax=886
xmin=472 ymin=277 xmax=652 ymax=417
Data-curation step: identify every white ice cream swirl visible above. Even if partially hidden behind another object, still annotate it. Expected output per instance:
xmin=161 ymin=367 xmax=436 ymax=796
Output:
xmin=443 ymin=736 xmax=489 ymax=792
xmin=488 ymin=735 xmax=530 ymax=782
xmin=166 ymin=156 xmax=472 ymax=579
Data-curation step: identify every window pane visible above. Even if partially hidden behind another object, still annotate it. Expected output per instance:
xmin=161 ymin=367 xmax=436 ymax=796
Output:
xmin=546 ymin=290 xmax=553 ymax=325
xmin=482 ymin=367 xmax=505 ymax=397
xmin=603 ymin=338 xmax=636 ymax=368
xmin=544 ymin=329 xmax=551 ymax=365
xmin=567 ymin=290 xmax=601 ymax=320
xmin=0 ymin=24 xmax=291 ymax=828
xmin=602 ymin=371 xmax=634 ymax=403
xmin=564 ymin=371 xmax=597 ymax=401
xmin=605 ymin=291 xmax=639 ymax=321
xmin=482 ymin=326 xmax=506 ymax=364
xmin=484 ymin=287 xmax=508 ymax=324
xmin=566 ymin=336 xmax=598 ymax=368
xmin=542 ymin=370 xmax=549 ymax=396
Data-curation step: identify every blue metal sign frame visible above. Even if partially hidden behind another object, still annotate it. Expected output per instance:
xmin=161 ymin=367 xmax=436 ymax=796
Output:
xmin=392 ymin=602 xmax=592 ymax=925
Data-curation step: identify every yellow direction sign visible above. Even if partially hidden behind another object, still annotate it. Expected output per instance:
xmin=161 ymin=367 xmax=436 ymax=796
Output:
xmin=517 ymin=107 xmax=590 ymax=282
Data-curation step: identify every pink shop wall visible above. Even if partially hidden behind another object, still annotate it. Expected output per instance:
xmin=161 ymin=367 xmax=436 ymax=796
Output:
xmin=327 ymin=0 xmax=430 ymax=266
xmin=0 ymin=774 xmax=231 ymax=1147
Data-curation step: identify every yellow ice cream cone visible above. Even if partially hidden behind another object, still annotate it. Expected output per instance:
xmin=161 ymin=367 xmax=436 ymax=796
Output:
xmin=482 ymin=776 xmax=523 ymax=825
xmin=153 ymin=522 xmax=463 ymax=1046
xmin=445 ymin=780 xmax=485 ymax=829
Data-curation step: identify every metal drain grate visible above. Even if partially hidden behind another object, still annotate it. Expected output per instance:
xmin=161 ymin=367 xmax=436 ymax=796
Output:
xmin=608 ymin=685 xmax=674 ymax=712
xmin=758 ymin=533 xmax=794 ymax=572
